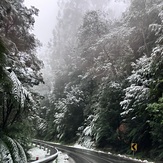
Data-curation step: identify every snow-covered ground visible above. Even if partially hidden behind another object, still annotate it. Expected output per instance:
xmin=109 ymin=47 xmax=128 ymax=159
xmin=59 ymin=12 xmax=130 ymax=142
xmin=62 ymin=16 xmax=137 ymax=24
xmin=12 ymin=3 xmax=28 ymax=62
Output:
xmin=28 ymin=147 xmax=48 ymax=161
xmin=53 ymin=151 xmax=75 ymax=163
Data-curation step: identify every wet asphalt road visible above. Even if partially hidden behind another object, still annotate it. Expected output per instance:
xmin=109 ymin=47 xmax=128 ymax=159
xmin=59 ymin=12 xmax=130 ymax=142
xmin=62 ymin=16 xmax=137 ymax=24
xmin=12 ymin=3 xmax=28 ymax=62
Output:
xmin=48 ymin=143 xmax=140 ymax=163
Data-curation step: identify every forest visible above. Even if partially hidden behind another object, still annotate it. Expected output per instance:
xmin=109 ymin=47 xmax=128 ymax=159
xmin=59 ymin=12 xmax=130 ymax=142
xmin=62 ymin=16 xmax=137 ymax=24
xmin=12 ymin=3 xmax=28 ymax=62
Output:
xmin=0 ymin=0 xmax=163 ymax=162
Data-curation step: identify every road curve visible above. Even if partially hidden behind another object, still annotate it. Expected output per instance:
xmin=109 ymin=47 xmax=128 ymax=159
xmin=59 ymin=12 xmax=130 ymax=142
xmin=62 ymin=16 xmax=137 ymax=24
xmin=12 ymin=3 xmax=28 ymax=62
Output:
xmin=35 ymin=140 xmax=141 ymax=163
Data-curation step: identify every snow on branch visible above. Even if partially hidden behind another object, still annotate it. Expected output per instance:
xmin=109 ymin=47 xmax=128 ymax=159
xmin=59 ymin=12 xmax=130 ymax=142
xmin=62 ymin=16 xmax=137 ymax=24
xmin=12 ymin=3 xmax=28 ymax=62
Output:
xmin=9 ymin=70 xmax=34 ymax=107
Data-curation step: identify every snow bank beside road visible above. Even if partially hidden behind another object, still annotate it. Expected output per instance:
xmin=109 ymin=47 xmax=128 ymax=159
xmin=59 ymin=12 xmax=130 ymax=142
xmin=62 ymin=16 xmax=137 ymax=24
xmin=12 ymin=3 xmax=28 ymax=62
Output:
xmin=53 ymin=151 xmax=75 ymax=163
xmin=72 ymin=143 xmax=154 ymax=163
xmin=28 ymin=147 xmax=48 ymax=161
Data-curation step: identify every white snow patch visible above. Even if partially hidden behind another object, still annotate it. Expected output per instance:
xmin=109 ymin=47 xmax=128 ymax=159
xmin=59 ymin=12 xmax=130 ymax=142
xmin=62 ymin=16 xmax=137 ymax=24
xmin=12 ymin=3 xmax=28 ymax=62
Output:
xmin=28 ymin=147 xmax=48 ymax=161
xmin=117 ymin=154 xmax=154 ymax=163
xmin=53 ymin=151 xmax=75 ymax=163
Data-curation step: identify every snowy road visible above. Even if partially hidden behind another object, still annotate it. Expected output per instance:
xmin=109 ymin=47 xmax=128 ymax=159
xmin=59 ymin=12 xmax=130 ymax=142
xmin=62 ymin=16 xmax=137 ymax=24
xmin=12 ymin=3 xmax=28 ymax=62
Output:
xmin=47 ymin=143 xmax=141 ymax=163
xmin=33 ymin=140 xmax=152 ymax=163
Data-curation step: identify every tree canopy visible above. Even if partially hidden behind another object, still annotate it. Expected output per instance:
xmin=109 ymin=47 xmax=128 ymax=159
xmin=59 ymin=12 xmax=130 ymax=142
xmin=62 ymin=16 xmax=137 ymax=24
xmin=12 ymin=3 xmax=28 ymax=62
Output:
xmin=38 ymin=0 xmax=163 ymax=161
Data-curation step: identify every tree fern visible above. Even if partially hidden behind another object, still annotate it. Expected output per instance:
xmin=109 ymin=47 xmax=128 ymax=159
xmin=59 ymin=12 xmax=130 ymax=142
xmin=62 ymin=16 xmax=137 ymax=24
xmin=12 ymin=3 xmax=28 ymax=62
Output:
xmin=0 ymin=40 xmax=31 ymax=163
xmin=0 ymin=0 xmax=43 ymax=161
xmin=16 ymin=142 xmax=28 ymax=163
xmin=9 ymin=70 xmax=33 ymax=107
xmin=0 ymin=139 xmax=13 ymax=163
xmin=2 ymin=136 xmax=27 ymax=163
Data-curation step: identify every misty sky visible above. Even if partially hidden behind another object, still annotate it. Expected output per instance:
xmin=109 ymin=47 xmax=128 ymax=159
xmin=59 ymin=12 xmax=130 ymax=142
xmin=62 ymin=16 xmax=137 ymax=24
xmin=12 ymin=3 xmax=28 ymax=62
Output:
xmin=24 ymin=0 xmax=129 ymax=93
xmin=24 ymin=0 xmax=128 ymax=47
xmin=24 ymin=0 xmax=128 ymax=61
xmin=24 ymin=0 xmax=58 ymax=46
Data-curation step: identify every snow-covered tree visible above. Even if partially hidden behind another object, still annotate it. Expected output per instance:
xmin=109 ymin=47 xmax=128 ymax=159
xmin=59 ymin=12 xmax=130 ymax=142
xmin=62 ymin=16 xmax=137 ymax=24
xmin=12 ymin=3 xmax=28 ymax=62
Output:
xmin=0 ymin=0 xmax=44 ymax=162
xmin=120 ymin=55 xmax=152 ymax=149
xmin=0 ymin=0 xmax=44 ymax=87
xmin=38 ymin=0 xmax=163 ymax=161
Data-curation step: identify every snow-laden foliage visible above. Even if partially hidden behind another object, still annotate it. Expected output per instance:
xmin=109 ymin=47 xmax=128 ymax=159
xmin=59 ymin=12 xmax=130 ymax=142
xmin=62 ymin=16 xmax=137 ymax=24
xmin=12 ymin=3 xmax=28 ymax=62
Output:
xmin=78 ymin=24 xmax=134 ymax=81
xmin=9 ymin=71 xmax=33 ymax=107
xmin=5 ymin=137 xmax=27 ymax=163
xmin=0 ymin=0 xmax=44 ymax=87
xmin=121 ymin=55 xmax=151 ymax=116
xmin=0 ymin=140 xmax=13 ymax=163
xmin=16 ymin=141 xmax=28 ymax=163
xmin=0 ymin=0 xmax=44 ymax=162
xmin=119 ymin=55 xmax=153 ymax=149
xmin=38 ymin=0 xmax=163 ymax=161
xmin=0 ymin=136 xmax=27 ymax=163
xmin=91 ymin=82 xmax=123 ymax=148
xmin=121 ymin=85 xmax=149 ymax=116
xmin=147 ymin=97 xmax=163 ymax=152
xmin=64 ymin=84 xmax=84 ymax=105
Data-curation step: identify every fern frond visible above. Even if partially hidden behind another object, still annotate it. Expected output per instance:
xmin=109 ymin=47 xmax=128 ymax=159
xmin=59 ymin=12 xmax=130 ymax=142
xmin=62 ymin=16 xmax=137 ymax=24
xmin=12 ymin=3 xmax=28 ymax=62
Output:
xmin=2 ymin=136 xmax=27 ymax=163
xmin=16 ymin=142 xmax=28 ymax=163
xmin=0 ymin=139 xmax=13 ymax=163
xmin=9 ymin=71 xmax=33 ymax=107
xmin=4 ymin=136 xmax=20 ymax=162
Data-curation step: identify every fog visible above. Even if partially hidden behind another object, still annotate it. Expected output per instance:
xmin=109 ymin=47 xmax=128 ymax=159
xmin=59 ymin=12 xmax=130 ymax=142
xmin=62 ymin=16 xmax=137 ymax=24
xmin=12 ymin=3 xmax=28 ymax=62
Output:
xmin=24 ymin=0 xmax=129 ymax=94
xmin=24 ymin=0 xmax=58 ymax=46
xmin=24 ymin=0 xmax=128 ymax=50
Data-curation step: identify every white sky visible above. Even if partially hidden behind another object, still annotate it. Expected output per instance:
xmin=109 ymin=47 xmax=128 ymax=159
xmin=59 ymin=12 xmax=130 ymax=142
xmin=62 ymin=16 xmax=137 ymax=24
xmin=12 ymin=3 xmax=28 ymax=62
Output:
xmin=24 ymin=0 xmax=128 ymax=46
xmin=24 ymin=0 xmax=58 ymax=46
xmin=23 ymin=0 xmax=128 ymax=66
